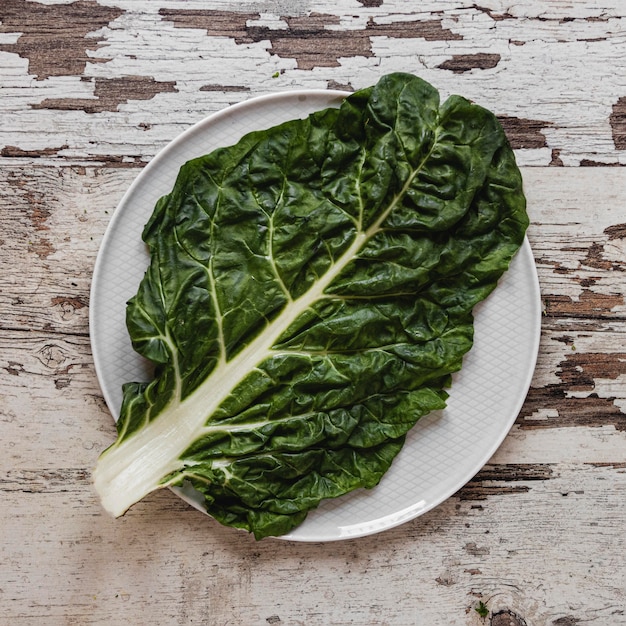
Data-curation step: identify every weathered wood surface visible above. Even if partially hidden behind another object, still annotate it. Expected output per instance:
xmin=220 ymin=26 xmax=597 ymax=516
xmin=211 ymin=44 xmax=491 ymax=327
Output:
xmin=2 ymin=0 xmax=626 ymax=167
xmin=1 ymin=1 xmax=626 ymax=625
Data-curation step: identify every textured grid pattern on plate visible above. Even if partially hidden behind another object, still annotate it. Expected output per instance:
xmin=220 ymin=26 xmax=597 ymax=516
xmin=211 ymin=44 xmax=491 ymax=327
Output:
xmin=90 ymin=92 xmax=541 ymax=542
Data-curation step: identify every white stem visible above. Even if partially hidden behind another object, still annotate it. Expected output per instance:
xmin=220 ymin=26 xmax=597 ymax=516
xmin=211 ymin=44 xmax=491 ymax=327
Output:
xmin=93 ymin=230 xmax=367 ymax=516
xmin=93 ymin=152 xmax=432 ymax=517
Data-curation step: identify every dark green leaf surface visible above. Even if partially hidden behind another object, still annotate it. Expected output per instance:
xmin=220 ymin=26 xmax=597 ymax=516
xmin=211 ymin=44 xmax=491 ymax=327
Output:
xmin=97 ymin=73 xmax=528 ymax=539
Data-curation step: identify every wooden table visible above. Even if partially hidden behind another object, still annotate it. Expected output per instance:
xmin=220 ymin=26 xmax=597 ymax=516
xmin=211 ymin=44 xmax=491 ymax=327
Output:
xmin=2 ymin=2 xmax=626 ymax=624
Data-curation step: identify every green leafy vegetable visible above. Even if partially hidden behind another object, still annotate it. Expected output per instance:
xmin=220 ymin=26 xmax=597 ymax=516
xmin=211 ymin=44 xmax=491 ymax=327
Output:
xmin=475 ymin=600 xmax=490 ymax=618
xmin=93 ymin=73 xmax=528 ymax=539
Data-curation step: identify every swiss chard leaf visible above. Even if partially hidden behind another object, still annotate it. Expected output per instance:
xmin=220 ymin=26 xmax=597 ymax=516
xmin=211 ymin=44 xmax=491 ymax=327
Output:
xmin=93 ymin=73 xmax=528 ymax=539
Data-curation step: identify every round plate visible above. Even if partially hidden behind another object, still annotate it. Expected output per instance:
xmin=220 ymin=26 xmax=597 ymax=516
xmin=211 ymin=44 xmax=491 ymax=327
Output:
xmin=90 ymin=90 xmax=541 ymax=542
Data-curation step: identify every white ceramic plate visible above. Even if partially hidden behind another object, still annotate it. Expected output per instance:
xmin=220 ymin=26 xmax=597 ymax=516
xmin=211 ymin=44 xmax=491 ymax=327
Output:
xmin=90 ymin=90 xmax=541 ymax=542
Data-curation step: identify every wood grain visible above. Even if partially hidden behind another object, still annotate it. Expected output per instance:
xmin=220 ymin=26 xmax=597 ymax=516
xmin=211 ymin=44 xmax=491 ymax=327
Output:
xmin=1 ymin=2 xmax=626 ymax=625
xmin=1 ymin=1 xmax=626 ymax=166
xmin=2 ymin=163 xmax=625 ymax=624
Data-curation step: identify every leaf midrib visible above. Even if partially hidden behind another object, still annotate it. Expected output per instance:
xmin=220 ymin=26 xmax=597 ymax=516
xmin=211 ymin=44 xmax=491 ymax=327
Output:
xmin=93 ymin=122 xmax=440 ymax=516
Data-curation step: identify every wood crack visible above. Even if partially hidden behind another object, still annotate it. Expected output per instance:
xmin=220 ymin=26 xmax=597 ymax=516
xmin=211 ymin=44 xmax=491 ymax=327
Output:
xmin=456 ymin=463 xmax=554 ymax=501
xmin=0 ymin=324 xmax=91 ymax=340
xmin=0 ymin=468 xmax=90 ymax=493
